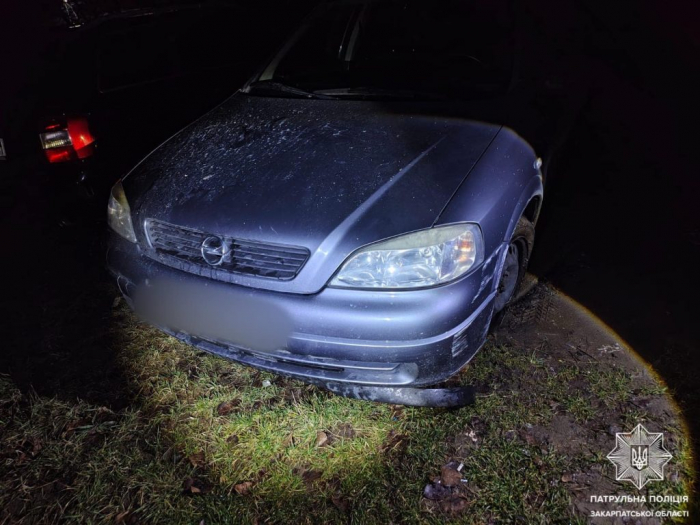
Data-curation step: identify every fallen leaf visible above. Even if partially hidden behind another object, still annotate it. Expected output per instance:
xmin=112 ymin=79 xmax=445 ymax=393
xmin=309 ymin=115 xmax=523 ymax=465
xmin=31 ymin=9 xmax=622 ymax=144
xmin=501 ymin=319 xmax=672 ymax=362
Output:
xmin=188 ymin=451 xmax=206 ymax=468
xmin=441 ymin=465 xmax=463 ymax=487
xmin=183 ymin=477 xmax=210 ymax=495
xmin=315 ymin=431 xmax=329 ymax=447
xmin=234 ymin=481 xmax=253 ymax=495
xmin=216 ymin=399 xmax=241 ymax=416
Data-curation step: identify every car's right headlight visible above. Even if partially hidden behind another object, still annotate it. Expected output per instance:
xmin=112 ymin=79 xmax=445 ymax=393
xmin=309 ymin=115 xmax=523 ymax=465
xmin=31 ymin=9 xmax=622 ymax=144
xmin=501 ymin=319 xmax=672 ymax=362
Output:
xmin=107 ymin=181 xmax=137 ymax=243
xmin=329 ymin=223 xmax=484 ymax=289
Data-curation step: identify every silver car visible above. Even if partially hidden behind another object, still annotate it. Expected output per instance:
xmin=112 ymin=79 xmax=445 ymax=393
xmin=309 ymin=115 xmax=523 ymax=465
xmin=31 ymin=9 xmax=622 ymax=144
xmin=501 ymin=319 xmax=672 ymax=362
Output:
xmin=107 ymin=0 xmax=555 ymax=406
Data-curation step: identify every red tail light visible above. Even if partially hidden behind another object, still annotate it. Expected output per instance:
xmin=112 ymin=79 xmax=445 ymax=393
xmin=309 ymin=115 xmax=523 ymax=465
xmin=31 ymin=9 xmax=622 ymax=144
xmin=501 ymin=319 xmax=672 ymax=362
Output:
xmin=39 ymin=116 xmax=95 ymax=163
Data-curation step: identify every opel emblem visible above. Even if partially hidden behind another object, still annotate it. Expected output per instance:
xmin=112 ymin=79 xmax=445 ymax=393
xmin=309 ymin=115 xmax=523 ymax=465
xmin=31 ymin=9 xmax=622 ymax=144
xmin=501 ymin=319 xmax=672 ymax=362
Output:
xmin=201 ymin=236 xmax=228 ymax=266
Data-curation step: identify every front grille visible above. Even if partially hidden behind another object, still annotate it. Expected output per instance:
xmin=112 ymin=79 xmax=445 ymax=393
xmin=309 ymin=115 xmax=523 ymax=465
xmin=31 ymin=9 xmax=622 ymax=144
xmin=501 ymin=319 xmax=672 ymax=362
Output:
xmin=145 ymin=219 xmax=310 ymax=280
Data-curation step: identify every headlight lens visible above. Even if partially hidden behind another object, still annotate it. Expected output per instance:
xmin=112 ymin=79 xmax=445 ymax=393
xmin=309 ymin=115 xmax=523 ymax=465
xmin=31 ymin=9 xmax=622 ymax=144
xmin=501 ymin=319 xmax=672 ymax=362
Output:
xmin=330 ymin=223 xmax=484 ymax=289
xmin=107 ymin=181 xmax=137 ymax=243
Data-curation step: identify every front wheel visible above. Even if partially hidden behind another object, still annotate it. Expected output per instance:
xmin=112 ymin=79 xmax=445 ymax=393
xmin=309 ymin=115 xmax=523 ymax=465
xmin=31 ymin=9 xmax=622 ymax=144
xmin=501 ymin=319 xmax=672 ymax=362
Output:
xmin=490 ymin=216 xmax=535 ymax=330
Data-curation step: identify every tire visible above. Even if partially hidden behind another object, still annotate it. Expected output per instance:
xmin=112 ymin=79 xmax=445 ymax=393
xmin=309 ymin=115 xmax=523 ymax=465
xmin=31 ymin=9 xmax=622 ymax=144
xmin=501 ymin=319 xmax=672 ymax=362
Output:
xmin=490 ymin=216 xmax=535 ymax=331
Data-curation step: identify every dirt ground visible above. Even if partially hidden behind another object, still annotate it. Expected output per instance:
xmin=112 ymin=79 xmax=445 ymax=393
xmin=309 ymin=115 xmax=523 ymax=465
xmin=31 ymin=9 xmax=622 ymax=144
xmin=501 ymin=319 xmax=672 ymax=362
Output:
xmin=490 ymin=280 xmax=692 ymax=523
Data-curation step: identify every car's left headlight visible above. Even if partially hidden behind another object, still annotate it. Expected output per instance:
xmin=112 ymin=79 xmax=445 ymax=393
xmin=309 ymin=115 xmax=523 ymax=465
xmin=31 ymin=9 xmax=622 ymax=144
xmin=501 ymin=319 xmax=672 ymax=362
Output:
xmin=107 ymin=181 xmax=137 ymax=243
xmin=330 ymin=223 xmax=484 ymax=289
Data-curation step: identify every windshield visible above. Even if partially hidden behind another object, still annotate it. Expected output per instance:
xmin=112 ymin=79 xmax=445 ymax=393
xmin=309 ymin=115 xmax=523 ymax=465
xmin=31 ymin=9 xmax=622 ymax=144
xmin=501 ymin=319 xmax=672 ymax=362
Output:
xmin=250 ymin=0 xmax=514 ymax=99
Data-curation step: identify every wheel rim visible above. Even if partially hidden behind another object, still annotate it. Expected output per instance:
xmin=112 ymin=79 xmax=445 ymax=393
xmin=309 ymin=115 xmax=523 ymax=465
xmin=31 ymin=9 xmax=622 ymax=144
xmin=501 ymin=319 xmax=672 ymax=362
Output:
xmin=494 ymin=242 xmax=520 ymax=312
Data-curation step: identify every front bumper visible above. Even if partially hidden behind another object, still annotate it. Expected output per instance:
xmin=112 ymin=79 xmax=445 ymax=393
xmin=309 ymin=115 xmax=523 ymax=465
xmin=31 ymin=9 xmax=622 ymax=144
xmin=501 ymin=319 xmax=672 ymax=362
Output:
xmin=107 ymin=234 xmax=501 ymax=388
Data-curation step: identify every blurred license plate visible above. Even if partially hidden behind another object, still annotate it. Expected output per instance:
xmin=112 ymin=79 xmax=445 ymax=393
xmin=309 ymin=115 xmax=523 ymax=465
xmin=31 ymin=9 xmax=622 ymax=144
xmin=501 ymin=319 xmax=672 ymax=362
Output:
xmin=133 ymin=278 xmax=292 ymax=352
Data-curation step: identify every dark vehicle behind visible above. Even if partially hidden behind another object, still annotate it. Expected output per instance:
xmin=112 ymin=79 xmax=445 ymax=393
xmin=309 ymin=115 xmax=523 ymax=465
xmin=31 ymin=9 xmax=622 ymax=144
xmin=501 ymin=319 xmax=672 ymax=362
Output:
xmin=0 ymin=1 xmax=314 ymax=220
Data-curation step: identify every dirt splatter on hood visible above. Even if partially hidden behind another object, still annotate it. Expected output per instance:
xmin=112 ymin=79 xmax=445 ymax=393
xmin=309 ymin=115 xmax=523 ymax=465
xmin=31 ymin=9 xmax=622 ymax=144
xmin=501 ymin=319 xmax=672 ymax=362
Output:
xmin=124 ymin=94 xmax=500 ymax=292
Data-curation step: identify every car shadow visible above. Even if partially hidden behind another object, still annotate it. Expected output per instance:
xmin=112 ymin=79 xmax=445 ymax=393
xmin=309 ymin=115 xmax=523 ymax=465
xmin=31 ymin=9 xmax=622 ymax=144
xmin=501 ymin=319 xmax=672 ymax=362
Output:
xmin=0 ymin=162 xmax=130 ymax=409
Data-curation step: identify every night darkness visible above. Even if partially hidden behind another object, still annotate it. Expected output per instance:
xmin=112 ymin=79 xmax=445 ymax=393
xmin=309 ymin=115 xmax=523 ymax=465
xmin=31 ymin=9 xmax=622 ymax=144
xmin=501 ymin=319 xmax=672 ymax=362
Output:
xmin=1 ymin=0 xmax=699 ymax=522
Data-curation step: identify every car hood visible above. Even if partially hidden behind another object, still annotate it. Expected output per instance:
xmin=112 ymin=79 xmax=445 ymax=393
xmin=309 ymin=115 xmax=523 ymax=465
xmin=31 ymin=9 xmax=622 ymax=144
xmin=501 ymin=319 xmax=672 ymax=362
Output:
xmin=125 ymin=94 xmax=501 ymax=294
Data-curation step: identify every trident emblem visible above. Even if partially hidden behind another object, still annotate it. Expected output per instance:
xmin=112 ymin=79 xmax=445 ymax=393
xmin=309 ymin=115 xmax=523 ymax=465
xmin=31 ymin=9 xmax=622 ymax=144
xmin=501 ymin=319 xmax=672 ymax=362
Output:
xmin=631 ymin=445 xmax=649 ymax=470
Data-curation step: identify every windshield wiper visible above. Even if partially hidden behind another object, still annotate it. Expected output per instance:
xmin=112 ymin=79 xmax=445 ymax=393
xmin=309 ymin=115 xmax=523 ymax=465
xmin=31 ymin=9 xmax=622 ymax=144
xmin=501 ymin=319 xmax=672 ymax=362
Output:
xmin=313 ymin=87 xmax=449 ymax=100
xmin=245 ymin=80 xmax=337 ymax=100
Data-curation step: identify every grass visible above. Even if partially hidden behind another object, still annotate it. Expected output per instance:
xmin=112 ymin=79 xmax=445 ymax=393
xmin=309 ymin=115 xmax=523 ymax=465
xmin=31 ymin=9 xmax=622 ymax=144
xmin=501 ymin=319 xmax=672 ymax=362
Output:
xmin=0 ymin=303 xmax=693 ymax=524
